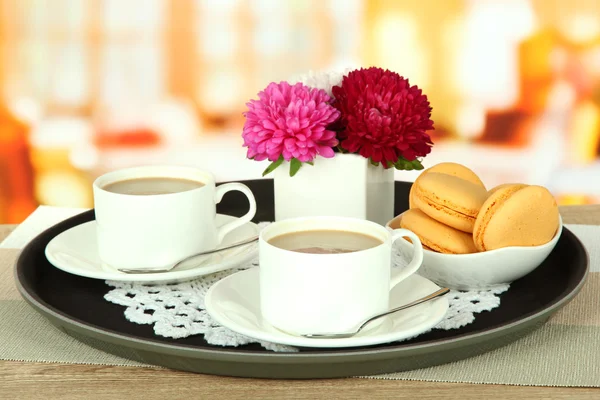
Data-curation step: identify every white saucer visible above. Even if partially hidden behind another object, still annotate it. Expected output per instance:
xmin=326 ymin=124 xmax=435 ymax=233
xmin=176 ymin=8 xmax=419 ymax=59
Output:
xmin=205 ymin=268 xmax=449 ymax=348
xmin=45 ymin=215 xmax=259 ymax=283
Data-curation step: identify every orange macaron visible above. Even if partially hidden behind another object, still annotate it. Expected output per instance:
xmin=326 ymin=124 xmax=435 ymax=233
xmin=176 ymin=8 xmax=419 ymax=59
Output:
xmin=487 ymin=183 xmax=521 ymax=196
xmin=473 ymin=184 xmax=559 ymax=251
xmin=399 ymin=208 xmax=478 ymax=254
xmin=411 ymin=172 xmax=489 ymax=233
xmin=409 ymin=162 xmax=486 ymax=209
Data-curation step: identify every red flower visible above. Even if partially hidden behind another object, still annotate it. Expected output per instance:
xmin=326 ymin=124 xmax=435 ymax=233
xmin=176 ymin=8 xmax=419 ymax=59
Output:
xmin=332 ymin=67 xmax=434 ymax=168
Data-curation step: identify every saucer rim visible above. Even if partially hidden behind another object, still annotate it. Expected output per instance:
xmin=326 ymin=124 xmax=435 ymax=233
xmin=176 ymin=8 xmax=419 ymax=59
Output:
xmin=205 ymin=267 xmax=449 ymax=348
xmin=44 ymin=214 xmax=259 ymax=282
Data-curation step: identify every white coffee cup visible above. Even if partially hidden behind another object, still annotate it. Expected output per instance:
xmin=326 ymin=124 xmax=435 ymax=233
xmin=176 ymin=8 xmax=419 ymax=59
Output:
xmin=93 ymin=165 xmax=257 ymax=271
xmin=259 ymin=216 xmax=424 ymax=335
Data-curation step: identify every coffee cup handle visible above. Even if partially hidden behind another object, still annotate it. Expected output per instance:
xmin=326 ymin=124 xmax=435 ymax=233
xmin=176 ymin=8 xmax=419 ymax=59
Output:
xmin=389 ymin=229 xmax=423 ymax=289
xmin=214 ymin=183 xmax=257 ymax=244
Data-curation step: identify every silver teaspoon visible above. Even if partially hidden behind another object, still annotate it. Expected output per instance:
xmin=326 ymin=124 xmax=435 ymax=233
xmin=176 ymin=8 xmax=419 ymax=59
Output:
xmin=302 ymin=288 xmax=450 ymax=339
xmin=117 ymin=235 xmax=259 ymax=274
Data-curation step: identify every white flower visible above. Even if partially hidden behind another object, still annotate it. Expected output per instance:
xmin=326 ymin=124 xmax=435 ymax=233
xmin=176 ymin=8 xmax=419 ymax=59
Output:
xmin=292 ymin=69 xmax=351 ymax=97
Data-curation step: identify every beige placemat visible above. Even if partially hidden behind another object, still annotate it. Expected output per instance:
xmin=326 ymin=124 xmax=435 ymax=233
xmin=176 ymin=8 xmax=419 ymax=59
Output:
xmin=1 ymin=206 xmax=598 ymax=386
xmin=0 ymin=207 xmax=149 ymax=367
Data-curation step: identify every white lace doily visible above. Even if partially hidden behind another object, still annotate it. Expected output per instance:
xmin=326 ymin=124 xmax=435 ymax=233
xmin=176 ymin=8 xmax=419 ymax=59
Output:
xmin=104 ymin=223 xmax=509 ymax=352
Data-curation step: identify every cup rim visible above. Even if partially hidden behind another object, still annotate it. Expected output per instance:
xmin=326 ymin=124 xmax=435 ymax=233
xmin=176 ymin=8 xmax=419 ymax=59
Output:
xmin=259 ymin=216 xmax=392 ymax=256
xmin=93 ymin=165 xmax=215 ymax=198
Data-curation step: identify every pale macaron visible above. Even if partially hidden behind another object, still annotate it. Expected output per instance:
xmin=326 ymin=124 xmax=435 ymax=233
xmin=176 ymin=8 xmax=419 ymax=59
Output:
xmin=411 ymin=172 xmax=489 ymax=233
xmin=409 ymin=163 xmax=486 ymax=209
xmin=473 ymin=184 xmax=559 ymax=251
xmin=399 ymin=209 xmax=478 ymax=254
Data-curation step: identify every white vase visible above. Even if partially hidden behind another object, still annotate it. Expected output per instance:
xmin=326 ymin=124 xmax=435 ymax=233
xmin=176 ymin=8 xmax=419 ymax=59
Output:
xmin=273 ymin=153 xmax=395 ymax=226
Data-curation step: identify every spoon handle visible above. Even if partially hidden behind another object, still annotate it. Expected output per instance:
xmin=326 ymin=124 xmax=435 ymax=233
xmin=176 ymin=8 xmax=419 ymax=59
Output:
xmin=118 ymin=236 xmax=259 ymax=274
xmin=356 ymin=287 xmax=450 ymax=332
xmin=173 ymin=235 xmax=259 ymax=267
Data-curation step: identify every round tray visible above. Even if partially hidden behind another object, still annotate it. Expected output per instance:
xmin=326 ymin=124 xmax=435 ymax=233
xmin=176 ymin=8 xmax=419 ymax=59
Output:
xmin=15 ymin=180 xmax=589 ymax=379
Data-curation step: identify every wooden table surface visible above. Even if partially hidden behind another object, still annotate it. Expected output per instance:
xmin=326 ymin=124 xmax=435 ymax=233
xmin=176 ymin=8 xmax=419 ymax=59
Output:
xmin=1 ymin=205 xmax=599 ymax=400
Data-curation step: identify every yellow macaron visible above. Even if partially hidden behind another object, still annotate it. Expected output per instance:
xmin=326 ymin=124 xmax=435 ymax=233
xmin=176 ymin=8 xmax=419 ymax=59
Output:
xmin=409 ymin=162 xmax=486 ymax=209
xmin=399 ymin=208 xmax=478 ymax=254
xmin=473 ymin=184 xmax=559 ymax=251
xmin=411 ymin=172 xmax=489 ymax=233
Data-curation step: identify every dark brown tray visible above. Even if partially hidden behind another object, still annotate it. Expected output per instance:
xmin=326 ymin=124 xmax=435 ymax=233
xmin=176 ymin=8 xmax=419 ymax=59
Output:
xmin=15 ymin=180 xmax=589 ymax=379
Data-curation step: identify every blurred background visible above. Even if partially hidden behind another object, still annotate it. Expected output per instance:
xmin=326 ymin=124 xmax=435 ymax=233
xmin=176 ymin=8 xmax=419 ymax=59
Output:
xmin=1 ymin=0 xmax=599 ymax=223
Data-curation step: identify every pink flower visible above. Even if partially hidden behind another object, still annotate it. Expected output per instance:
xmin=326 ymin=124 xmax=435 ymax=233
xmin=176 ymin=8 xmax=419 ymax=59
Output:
xmin=242 ymin=82 xmax=340 ymax=164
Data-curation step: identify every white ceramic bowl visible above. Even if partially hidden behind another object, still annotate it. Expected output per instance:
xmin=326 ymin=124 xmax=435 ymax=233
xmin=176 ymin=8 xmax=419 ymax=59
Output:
xmin=386 ymin=213 xmax=563 ymax=290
